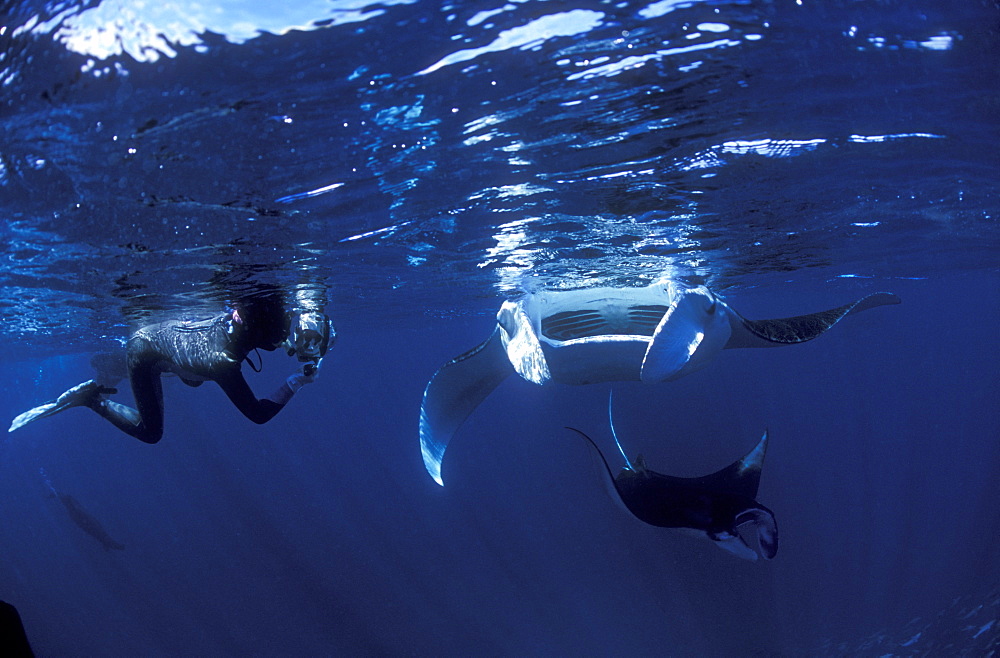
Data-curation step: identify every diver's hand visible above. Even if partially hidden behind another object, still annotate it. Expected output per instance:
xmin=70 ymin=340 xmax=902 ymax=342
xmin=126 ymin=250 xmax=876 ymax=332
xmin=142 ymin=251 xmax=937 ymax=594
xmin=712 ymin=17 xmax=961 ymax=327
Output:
xmin=301 ymin=358 xmax=322 ymax=379
xmin=285 ymin=362 xmax=319 ymax=393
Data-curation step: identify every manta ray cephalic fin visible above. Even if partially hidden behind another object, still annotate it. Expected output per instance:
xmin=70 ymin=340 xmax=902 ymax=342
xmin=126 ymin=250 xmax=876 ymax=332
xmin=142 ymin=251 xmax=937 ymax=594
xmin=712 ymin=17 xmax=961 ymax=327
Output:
xmin=496 ymin=300 xmax=551 ymax=385
xmin=640 ymin=286 xmax=732 ymax=383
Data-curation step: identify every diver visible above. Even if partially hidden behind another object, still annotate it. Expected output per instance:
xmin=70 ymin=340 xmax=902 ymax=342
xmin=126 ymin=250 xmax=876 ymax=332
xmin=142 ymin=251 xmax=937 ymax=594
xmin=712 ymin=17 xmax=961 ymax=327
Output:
xmin=8 ymin=294 xmax=334 ymax=443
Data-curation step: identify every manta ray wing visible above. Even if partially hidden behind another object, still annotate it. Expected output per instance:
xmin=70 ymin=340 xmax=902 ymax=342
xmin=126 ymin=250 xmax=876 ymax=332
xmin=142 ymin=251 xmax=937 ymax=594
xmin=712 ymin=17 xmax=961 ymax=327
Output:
xmin=687 ymin=430 xmax=769 ymax=499
xmin=724 ymin=291 xmax=901 ymax=349
xmin=419 ymin=329 xmax=513 ymax=485
xmin=565 ymin=427 xmax=635 ymax=517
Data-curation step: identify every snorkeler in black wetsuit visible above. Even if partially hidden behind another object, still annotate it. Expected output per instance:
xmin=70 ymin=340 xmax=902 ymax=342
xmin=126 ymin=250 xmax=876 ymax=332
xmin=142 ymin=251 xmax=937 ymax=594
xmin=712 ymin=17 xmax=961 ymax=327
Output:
xmin=8 ymin=297 xmax=333 ymax=443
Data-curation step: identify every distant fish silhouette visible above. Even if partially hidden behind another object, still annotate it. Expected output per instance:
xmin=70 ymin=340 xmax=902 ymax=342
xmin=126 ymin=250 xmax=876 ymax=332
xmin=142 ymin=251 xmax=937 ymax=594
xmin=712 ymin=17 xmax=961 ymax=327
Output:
xmin=57 ymin=493 xmax=126 ymax=552
xmin=567 ymin=395 xmax=777 ymax=561
xmin=419 ymin=280 xmax=899 ymax=484
xmin=41 ymin=469 xmax=124 ymax=552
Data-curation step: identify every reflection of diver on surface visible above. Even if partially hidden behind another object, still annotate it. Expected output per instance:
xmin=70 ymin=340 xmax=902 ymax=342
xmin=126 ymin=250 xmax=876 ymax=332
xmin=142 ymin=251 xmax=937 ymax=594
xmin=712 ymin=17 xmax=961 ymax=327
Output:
xmin=41 ymin=469 xmax=124 ymax=552
xmin=567 ymin=394 xmax=777 ymax=561
xmin=9 ymin=292 xmax=333 ymax=443
xmin=0 ymin=599 xmax=33 ymax=657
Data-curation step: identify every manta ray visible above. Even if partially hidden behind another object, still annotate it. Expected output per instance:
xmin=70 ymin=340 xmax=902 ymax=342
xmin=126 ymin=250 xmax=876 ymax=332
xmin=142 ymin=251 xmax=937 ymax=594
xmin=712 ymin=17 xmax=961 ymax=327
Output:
xmin=420 ymin=281 xmax=899 ymax=484
xmin=567 ymin=397 xmax=777 ymax=561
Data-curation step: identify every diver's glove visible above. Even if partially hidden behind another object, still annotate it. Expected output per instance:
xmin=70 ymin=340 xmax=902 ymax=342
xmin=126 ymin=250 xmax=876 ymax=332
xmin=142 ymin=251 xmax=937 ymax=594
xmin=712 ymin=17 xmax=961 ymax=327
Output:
xmin=267 ymin=363 xmax=319 ymax=406
xmin=286 ymin=363 xmax=319 ymax=393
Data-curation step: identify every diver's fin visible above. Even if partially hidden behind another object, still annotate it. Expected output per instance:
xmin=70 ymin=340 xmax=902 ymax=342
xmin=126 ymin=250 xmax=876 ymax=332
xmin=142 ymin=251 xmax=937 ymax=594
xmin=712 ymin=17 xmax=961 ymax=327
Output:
xmin=8 ymin=401 xmax=61 ymax=433
xmin=724 ymin=292 xmax=900 ymax=348
xmin=420 ymin=329 xmax=512 ymax=485
xmin=8 ymin=380 xmax=113 ymax=433
xmin=640 ymin=286 xmax=732 ymax=382
xmin=692 ymin=430 xmax=769 ymax=499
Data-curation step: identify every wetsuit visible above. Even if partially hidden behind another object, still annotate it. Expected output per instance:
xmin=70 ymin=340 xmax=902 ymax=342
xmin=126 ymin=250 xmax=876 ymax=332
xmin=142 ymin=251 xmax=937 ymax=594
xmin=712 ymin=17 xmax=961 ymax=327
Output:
xmin=89 ymin=313 xmax=303 ymax=443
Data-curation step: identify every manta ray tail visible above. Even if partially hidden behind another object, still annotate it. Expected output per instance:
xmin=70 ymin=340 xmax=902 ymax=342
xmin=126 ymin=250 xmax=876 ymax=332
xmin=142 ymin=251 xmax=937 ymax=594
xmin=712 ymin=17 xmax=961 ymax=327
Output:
xmin=724 ymin=291 xmax=900 ymax=349
xmin=607 ymin=390 xmax=634 ymax=471
xmin=419 ymin=329 xmax=512 ymax=486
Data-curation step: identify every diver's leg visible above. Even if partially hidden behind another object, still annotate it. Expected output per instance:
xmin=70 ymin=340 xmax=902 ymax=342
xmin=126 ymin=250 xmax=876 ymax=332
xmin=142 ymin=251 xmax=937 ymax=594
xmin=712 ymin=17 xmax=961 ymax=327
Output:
xmin=89 ymin=351 xmax=127 ymax=388
xmin=88 ymin=339 xmax=164 ymax=443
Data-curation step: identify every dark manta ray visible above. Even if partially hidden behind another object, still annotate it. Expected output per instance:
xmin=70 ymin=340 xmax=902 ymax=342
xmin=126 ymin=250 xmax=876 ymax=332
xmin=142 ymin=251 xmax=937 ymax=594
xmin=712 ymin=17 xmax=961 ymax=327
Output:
xmin=420 ymin=280 xmax=899 ymax=484
xmin=566 ymin=406 xmax=777 ymax=561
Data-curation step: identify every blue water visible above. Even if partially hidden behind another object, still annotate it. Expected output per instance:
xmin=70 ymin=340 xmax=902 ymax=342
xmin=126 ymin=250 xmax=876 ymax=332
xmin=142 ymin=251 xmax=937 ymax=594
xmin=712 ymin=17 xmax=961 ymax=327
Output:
xmin=1 ymin=0 xmax=998 ymax=654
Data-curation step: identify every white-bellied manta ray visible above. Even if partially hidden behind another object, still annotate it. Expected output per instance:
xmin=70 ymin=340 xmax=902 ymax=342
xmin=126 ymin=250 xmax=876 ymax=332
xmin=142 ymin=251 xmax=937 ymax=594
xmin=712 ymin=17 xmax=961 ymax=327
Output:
xmin=419 ymin=280 xmax=899 ymax=485
xmin=566 ymin=398 xmax=776 ymax=561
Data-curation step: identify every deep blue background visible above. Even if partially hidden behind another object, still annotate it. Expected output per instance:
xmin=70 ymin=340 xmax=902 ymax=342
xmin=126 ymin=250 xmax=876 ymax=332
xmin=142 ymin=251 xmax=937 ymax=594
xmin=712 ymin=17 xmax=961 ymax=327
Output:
xmin=1 ymin=0 xmax=998 ymax=653
xmin=1 ymin=272 xmax=997 ymax=655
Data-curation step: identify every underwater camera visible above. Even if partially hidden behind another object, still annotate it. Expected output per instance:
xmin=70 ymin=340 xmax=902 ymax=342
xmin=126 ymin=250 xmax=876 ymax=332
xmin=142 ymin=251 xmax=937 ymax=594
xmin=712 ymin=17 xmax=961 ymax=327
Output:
xmin=287 ymin=311 xmax=333 ymax=372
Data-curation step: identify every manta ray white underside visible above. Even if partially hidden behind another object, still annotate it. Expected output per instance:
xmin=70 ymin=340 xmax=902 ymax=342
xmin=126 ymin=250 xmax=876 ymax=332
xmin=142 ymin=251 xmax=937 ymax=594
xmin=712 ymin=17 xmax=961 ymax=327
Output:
xmin=419 ymin=281 xmax=899 ymax=485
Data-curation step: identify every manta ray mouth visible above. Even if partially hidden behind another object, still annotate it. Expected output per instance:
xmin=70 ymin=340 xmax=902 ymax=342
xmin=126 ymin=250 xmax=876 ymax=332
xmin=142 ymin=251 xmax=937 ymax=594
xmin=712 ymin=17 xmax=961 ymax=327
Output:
xmin=541 ymin=305 xmax=668 ymax=341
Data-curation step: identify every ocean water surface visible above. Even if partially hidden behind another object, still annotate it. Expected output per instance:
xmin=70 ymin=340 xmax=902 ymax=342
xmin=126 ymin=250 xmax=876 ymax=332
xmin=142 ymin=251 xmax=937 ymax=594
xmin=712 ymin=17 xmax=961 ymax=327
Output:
xmin=1 ymin=0 xmax=998 ymax=654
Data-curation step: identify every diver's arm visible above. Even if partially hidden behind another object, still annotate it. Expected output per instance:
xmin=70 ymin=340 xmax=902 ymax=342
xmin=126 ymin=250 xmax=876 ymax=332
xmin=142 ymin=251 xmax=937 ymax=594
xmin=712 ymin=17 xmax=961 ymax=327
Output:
xmin=215 ymin=368 xmax=314 ymax=425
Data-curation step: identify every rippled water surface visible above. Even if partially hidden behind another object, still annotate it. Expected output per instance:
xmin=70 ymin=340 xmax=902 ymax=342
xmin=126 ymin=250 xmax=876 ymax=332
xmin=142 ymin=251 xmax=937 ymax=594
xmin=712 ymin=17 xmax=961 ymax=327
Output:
xmin=1 ymin=0 xmax=998 ymax=655
xmin=2 ymin=0 xmax=996 ymax=348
